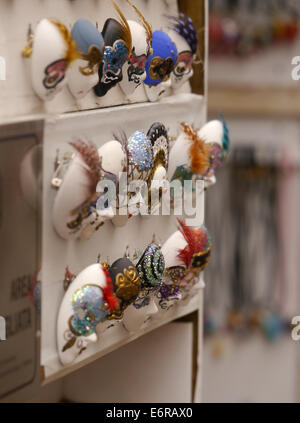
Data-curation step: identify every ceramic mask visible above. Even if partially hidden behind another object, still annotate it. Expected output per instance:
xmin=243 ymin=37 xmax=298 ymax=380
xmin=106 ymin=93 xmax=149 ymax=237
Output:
xmin=68 ymin=19 xmax=104 ymax=100
xmin=119 ymin=20 xmax=152 ymax=98
xmin=28 ymin=19 xmax=79 ymax=101
xmin=57 ymin=263 xmax=117 ymax=366
xmin=144 ymin=30 xmax=177 ymax=102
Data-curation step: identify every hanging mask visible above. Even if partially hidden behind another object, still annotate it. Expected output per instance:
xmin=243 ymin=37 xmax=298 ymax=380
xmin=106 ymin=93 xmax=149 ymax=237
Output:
xmin=168 ymin=122 xmax=210 ymax=185
xmin=57 ymin=263 xmax=118 ymax=366
xmin=158 ymin=230 xmax=188 ymax=309
xmin=146 ymin=123 xmax=169 ymax=214
xmin=22 ymin=19 xmax=80 ymax=101
xmin=120 ymin=130 xmax=152 ymax=217
xmin=105 ymin=257 xmax=141 ymax=321
xmin=119 ymin=2 xmax=153 ymax=98
xmin=144 ymin=30 xmax=178 ymax=102
xmin=52 ymin=140 xmax=120 ymax=241
xmin=94 ymin=1 xmax=132 ymax=97
xmin=176 ymin=220 xmax=212 ymax=300
xmin=122 ymin=243 xmax=164 ymax=332
xmin=166 ymin=13 xmax=199 ymax=91
xmin=198 ymin=116 xmax=230 ymax=188
xmin=68 ymin=19 xmax=104 ymax=100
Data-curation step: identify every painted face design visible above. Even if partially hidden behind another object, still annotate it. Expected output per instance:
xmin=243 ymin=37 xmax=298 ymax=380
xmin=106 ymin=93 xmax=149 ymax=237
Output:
xmin=102 ymin=40 xmax=129 ymax=83
xmin=148 ymin=57 xmax=174 ymax=83
xmin=167 ymin=13 xmax=198 ymax=90
xmin=43 ymin=59 xmax=68 ymax=90
xmin=173 ymin=51 xmax=193 ymax=79
xmin=127 ymin=48 xmax=147 ymax=84
xmin=119 ymin=16 xmax=152 ymax=98
xmin=94 ymin=16 xmax=131 ymax=97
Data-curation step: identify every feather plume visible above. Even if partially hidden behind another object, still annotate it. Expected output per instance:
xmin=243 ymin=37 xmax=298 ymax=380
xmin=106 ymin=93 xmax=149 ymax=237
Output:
xmin=180 ymin=122 xmax=210 ymax=175
xmin=102 ymin=265 xmax=119 ymax=310
xmin=127 ymin=0 xmax=152 ymax=51
xmin=51 ymin=19 xmax=81 ymax=65
xmin=166 ymin=12 xmax=198 ymax=54
xmin=69 ymin=140 xmax=102 ymax=195
xmin=176 ymin=219 xmax=210 ymax=268
xmin=111 ymin=0 xmax=132 ymax=56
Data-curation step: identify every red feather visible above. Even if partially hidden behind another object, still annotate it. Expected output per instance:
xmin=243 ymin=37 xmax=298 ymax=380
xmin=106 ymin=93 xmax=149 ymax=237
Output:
xmin=177 ymin=219 xmax=209 ymax=267
xmin=102 ymin=265 xmax=119 ymax=310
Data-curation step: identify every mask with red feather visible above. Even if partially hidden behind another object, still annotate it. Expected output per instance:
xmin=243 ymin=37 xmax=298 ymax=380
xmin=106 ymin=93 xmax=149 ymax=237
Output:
xmin=177 ymin=219 xmax=212 ymax=271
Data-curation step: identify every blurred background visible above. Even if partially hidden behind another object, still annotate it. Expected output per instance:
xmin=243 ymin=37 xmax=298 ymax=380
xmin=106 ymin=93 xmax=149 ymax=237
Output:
xmin=203 ymin=0 xmax=300 ymax=402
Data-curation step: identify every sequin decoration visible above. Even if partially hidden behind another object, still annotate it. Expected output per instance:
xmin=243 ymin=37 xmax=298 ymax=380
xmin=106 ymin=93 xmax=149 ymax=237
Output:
xmin=103 ymin=40 xmax=129 ymax=83
xmin=165 ymin=265 xmax=186 ymax=283
xmin=137 ymin=243 xmax=165 ymax=288
xmin=160 ymin=283 xmax=180 ymax=299
xmin=70 ymin=284 xmax=107 ymax=337
xmin=204 ymin=143 xmax=223 ymax=178
xmin=127 ymin=130 xmax=153 ymax=172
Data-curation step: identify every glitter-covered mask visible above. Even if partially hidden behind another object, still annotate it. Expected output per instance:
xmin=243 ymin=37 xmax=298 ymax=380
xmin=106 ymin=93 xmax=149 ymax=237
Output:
xmin=69 ymin=284 xmax=108 ymax=337
xmin=57 ymin=263 xmax=118 ymax=365
xmin=94 ymin=17 xmax=131 ymax=97
xmin=127 ymin=130 xmax=153 ymax=182
xmin=136 ymin=242 xmax=165 ymax=290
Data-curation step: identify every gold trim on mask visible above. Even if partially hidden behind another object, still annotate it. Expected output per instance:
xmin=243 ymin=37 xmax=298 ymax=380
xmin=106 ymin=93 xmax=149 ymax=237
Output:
xmin=149 ymin=57 xmax=174 ymax=82
xmin=107 ymin=266 xmax=141 ymax=320
xmin=51 ymin=19 xmax=81 ymax=65
xmin=79 ymin=45 xmax=104 ymax=76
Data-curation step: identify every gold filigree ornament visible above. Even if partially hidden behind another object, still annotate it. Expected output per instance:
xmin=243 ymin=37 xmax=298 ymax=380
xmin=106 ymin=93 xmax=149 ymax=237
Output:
xmin=149 ymin=57 xmax=174 ymax=82
xmin=79 ymin=45 xmax=104 ymax=76
xmin=22 ymin=24 xmax=34 ymax=58
xmin=107 ymin=266 xmax=141 ymax=320
xmin=115 ymin=267 xmax=141 ymax=302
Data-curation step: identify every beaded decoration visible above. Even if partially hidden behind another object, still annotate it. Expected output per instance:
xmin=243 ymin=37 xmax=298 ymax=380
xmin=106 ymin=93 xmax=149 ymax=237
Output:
xmin=136 ymin=242 xmax=165 ymax=289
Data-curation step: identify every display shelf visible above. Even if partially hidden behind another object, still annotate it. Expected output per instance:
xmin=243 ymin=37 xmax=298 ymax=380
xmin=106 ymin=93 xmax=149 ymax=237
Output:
xmin=43 ymin=293 xmax=202 ymax=384
xmin=0 ymin=0 xmax=208 ymax=402
xmin=41 ymin=93 xmax=206 ymax=383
